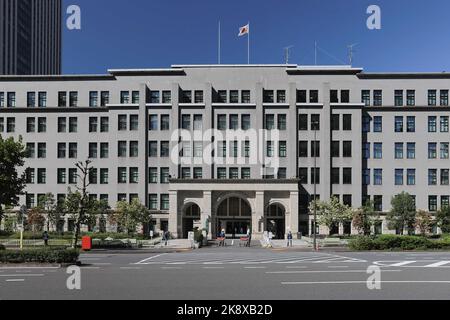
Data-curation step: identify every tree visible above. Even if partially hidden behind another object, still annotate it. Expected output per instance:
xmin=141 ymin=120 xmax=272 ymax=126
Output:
xmin=437 ymin=206 xmax=450 ymax=234
xmin=37 ymin=193 xmax=60 ymax=231
xmin=353 ymin=201 xmax=377 ymax=236
xmin=85 ymin=199 xmax=110 ymax=232
xmin=26 ymin=207 xmax=45 ymax=232
xmin=109 ymin=199 xmax=151 ymax=236
xmin=386 ymin=192 xmax=416 ymax=235
xmin=415 ymin=210 xmax=433 ymax=236
xmin=0 ymin=136 xmax=27 ymax=228
xmin=309 ymin=197 xmax=353 ymax=235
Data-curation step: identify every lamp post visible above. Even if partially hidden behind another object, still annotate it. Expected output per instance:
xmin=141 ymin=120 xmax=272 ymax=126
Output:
xmin=312 ymin=120 xmax=318 ymax=251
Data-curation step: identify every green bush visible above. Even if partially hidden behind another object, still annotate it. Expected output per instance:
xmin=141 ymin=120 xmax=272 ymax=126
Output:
xmin=0 ymin=248 xmax=79 ymax=264
xmin=0 ymin=244 xmax=5 ymax=251
xmin=349 ymin=235 xmax=450 ymax=251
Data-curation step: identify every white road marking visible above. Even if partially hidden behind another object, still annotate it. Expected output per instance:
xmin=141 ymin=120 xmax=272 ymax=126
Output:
xmin=203 ymin=267 xmax=225 ymax=269
xmin=328 ymin=266 xmax=349 ymax=269
xmin=424 ymin=261 xmax=450 ymax=268
xmin=0 ymin=266 xmax=59 ymax=270
xmin=390 ymin=261 xmax=417 ymax=267
xmin=120 ymin=267 xmax=142 ymax=270
xmin=92 ymin=263 xmax=111 ymax=265
xmin=6 ymin=279 xmax=25 ymax=282
xmin=0 ymin=274 xmax=44 ymax=277
xmin=244 ymin=267 xmax=267 ymax=269
xmin=282 ymin=281 xmax=450 ymax=285
xmin=267 ymin=270 xmax=401 ymax=274
xmin=286 ymin=266 xmax=308 ymax=269
xmin=161 ymin=267 xmax=182 ymax=270
xmin=81 ymin=267 xmax=101 ymax=270
xmin=135 ymin=253 xmax=168 ymax=265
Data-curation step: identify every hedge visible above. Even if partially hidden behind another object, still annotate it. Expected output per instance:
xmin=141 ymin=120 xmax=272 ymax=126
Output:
xmin=0 ymin=244 xmax=5 ymax=251
xmin=349 ymin=235 xmax=450 ymax=251
xmin=0 ymin=248 xmax=79 ymax=264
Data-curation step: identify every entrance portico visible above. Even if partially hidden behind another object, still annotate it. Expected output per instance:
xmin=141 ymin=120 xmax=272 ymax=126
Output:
xmin=168 ymin=179 xmax=300 ymax=240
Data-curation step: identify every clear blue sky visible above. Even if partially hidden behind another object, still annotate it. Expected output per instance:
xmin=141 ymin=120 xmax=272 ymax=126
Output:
xmin=62 ymin=0 xmax=450 ymax=74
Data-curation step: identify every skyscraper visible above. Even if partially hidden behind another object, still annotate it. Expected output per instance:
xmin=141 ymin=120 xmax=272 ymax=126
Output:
xmin=0 ymin=0 xmax=61 ymax=75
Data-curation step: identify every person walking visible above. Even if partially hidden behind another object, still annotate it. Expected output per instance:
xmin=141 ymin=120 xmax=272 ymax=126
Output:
xmin=287 ymin=231 xmax=293 ymax=247
xmin=43 ymin=231 xmax=49 ymax=247
xmin=246 ymin=228 xmax=251 ymax=247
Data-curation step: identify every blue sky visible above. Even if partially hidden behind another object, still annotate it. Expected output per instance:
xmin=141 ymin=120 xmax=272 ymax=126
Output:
xmin=63 ymin=0 xmax=450 ymax=74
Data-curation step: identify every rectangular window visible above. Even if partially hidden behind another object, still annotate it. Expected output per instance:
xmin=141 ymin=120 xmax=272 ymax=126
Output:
xmin=277 ymin=90 xmax=286 ymax=103
xmin=100 ymin=169 xmax=109 ymax=184
xmin=394 ymin=90 xmax=403 ymax=106
xmin=263 ymin=90 xmax=274 ymax=103
xmin=374 ymin=169 xmax=383 ymax=185
xmin=118 ymin=115 xmax=127 ymax=131
xmin=161 ymin=168 xmax=170 ymax=184
xmin=361 ymin=90 xmax=370 ymax=106
xmin=130 ymin=115 xmax=139 ymax=131
xmin=299 ymin=168 xmax=308 ymax=184
xmin=363 ymin=169 xmax=370 ymax=185
xmin=373 ymin=116 xmax=383 ymax=132
xmin=193 ymin=168 xmax=203 ymax=179
xmin=160 ymin=194 xmax=170 ymax=211
xmin=266 ymin=141 xmax=274 ymax=157
xmin=297 ymin=90 xmax=307 ymax=103
xmin=89 ymin=143 xmax=98 ymax=158
xmin=217 ymin=168 xmax=227 ymax=179
xmin=7 ymin=118 xmax=15 ymax=132
xmin=217 ymin=115 xmax=227 ymax=130
xmin=161 ymin=115 xmax=170 ymax=131
xmin=407 ymin=143 xmax=416 ymax=159
xmin=181 ymin=168 xmax=191 ymax=179
xmin=149 ymin=168 xmax=158 ymax=184
xmin=26 ymin=143 xmax=35 ymax=158
xmin=57 ymin=143 xmax=66 ymax=158
xmin=160 ymin=141 xmax=170 ymax=157
xmin=311 ymin=141 xmax=320 ymax=157
xmin=428 ymin=90 xmax=437 ymax=106
xmin=395 ymin=169 xmax=404 ymax=185
xmin=229 ymin=168 xmax=239 ymax=179
xmin=311 ymin=168 xmax=320 ymax=184
xmin=38 ymin=143 xmax=46 ymax=159
xmin=149 ymin=141 xmax=158 ymax=157
xmin=429 ymin=169 xmax=438 ymax=186
xmin=100 ymin=143 xmax=109 ymax=159
xmin=149 ymin=195 xmax=158 ymax=210
xmin=100 ymin=91 xmax=109 ymax=106
xmin=441 ymin=143 xmax=449 ymax=159
xmin=100 ymin=117 xmax=109 ymax=132
xmin=89 ymin=91 xmax=98 ymax=107
xmin=68 ymin=117 xmax=77 ymax=133
xmin=120 ymin=91 xmax=130 ymax=104
xmin=441 ymin=90 xmax=449 ymax=106
xmin=407 ymin=169 xmax=416 ymax=186
xmin=429 ymin=116 xmax=437 ymax=132
xmin=343 ymin=141 xmax=352 ymax=157
xmin=58 ymin=117 xmax=66 ymax=133
xmin=428 ymin=143 xmax=437 ymax=159
xmin=332 ymin=168 xmax=340 ymax=184
xmin=373 ymin=143 xmax=383 ymax=159
xmin=341 ymin=90 xmax=350 ymax=103
xmin=181 ymin=141 xmax=192 ymax=158
xmin=227 ymin=90 xmax=238 ymax=104
xmin=26 ymin=168 xmax=35 ymax=184
xmin=310 ymin=90 xmax=319 ymax=103
xmin=149 ymin=115 xmax=158 ymax=131
xmin=129 ymin=168 xmax=139 ymax=183
xmin=407 ymin=116 xmax=415 ymax=132
xmin=132 ymin=91 xmax=140 ymax=104
xmin=332 ymin=114 xmax=340 ymax=131
xmin=429 ymin=196 xmax=438 ymax=212
xmin=37 ymin=168 xmax=46 ymax=184
xmin=182 ymin=115 xmax=191 ymax=130
xmin=89 ymin=117 xmax=98 ymax=132
xmin=374 ymin=196 xmax=383 ymax=212
xmin=331 ymin=141 xmax=340 ymax=158
xmin=194 ymin=142 xmax=203 ymax=158
xmin=0 ymin=93 xmax=3 ymax=107
xmin=395 ymin=143 xmax=404 ymax=159
xmin=37 ymin=117 xmax=46 ymax=133
xmin=299 ymin=141 xmax=308 ymax=158
xmin=162 ymin=91 xmax=171 ymax=104
xmin=69 ymin=143 xmax=77 ymax=159
xmin=182 ymin=91 xmax=192 ymax=103
xmin=229 ymin=114 xmax=239 ymax=130
xmin=343 ymin=168 xmax=352 ymax=184
xmin=241 ymin=168 xmax=251 ymax=179
xmin=441 ymin=169 xmax=449 ymax=186
xmin=27 ymin=92 xmax=35 ymax=107
xmin=265 ymin=114 xmax=275 ymax=130
xmin=241 ymin=114 xmax=251 ymax=130
xmin=373 ymin=90 xmax=382 ymax=106
xmin=442 ymin=196 xmax=450 ymax=209
xmin=241 ymin=90 xmax=251 ymax=103
xmin=330 ymin=90 xmax=339 ymax=103
xmin=0 ymin=118 xmax=4 ymax=132
xmin=118 ymin=168 xmax=127 ymax=183
xmin=193 ymin=90 xmax=203 ymax=104
xmin=299 ymin=114 xmax=308 ymax=131
xmin=193 ymin=115 xmax=203 ymax=131
xmin=150 ymin=91 xmax=160 ymax=104
xmin=7 ymin=92 xmax=16 ymax=107
xmin=279 ymin=141 xmax=287 ymax=158
xmin=440 ymin=116 xmax=449 ymax=132
xmin=395 ymin=116 xmax=403 ymax=132
xmin=58 ymin=92 xmax=67 ymax=107
xmin=57 ymin=169 xmax=66 ymax=184
xmin=118 ymin=141 xmax=127 ymax=157
xmin=311 ymin=115 xmax=320 ymax=130
xmin=278 ymin=114 xmax=287 ymax=130
xmin=89 ymin=168 xmax=98 ymax=185
xmin=343 ymin=114 xmax=352 ymax=131
xmin=27 ymin=117 xmax=35 ymax=133
xmin=407 ymin=90 xmax=415 ymax=106
xmin=69 ymin=92 xmax=78 ymax=107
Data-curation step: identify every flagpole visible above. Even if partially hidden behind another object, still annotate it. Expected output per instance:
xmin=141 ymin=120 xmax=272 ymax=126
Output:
xmin=247 ymin=22 xmax=250 ymax=64
xmin=218 ymin=21 xmax=221 ymax=64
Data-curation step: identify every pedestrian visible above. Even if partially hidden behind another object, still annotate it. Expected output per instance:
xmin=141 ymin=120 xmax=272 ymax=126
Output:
xmin=220 ymin=229 xmax=226 ymax=247
xmin=163 ymin=231 xmax=169 ymax=246
xmin=287 ymin=231 xmax=293 ymax=247
xmin=43 ymin=231 xmax=49 ymax=246
xmin=246 ymin=228 xmax=251 ymax=247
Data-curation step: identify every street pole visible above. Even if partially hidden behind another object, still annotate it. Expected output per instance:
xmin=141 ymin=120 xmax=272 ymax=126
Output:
xmin=19 ymin=204 xmax=26 ymax=251
xmin=313 ymin=124 xmax=318 ymax=251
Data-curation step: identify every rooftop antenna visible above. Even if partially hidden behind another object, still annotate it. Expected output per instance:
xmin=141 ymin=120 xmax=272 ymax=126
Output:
xmin=348 ymin=43 xmax=358 ymax=66
xmin=284 ymin=46 xmax=294 ymax=64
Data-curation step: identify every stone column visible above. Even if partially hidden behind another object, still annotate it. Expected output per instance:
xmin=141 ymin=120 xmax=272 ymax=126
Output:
xmin=202 ymin=191 xmax=213 ymax=240
xmin=289 ymin=191 xmax=299 ymax=238
xmin=169 ymin=191 xmax=179 ymax=238
xmin=252 ymin=191 xmax=265 ymax=239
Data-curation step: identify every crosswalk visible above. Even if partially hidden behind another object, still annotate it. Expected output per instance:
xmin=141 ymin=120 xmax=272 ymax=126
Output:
xmin=374 ymin=260 xmax=450 ymax=268
xmin=135 ymin=253 xmax=367 ymax=265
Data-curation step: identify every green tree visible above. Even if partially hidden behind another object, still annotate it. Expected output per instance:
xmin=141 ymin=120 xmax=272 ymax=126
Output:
xmin=26 ymin=207 xmax=45 ymax=232
xmin=386 ymin=192 xmax=416 ymax=235
xmin=353 ymin=201 xmax=377 ymax=236
xmin=309 ymin=197 xmax=353 ymax=234
xmin=0 ymin=136 xmax=27 ymax=228
xmin=415 ymin=210 xmax=433 ymax=236
xmin=437 ymin=206 xmax=450 ymax=234
xmin=37 ymin=193 xmax=60 ymax=231
xmin=109 ymin=199 xmax=151 ymax=236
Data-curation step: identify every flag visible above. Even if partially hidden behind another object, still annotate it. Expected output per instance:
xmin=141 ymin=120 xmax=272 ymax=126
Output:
xmin=238 ymin=24 xmax=249 ymax=37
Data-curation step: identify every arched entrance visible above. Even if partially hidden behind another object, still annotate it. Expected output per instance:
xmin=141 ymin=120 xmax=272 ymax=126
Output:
xmin=182 ymin=203 xmax=201 ymax=239
xmin=266 ymin=204 xmax=286 ymax=240
xmin=216 ymin=197 xmax=252 ymax=239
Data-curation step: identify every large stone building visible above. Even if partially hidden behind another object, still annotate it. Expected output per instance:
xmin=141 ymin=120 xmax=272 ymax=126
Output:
xmin=0 ymin=64 xmax=449 ymax=238
xmin=0 ymin=0 xmax=62 ymax=75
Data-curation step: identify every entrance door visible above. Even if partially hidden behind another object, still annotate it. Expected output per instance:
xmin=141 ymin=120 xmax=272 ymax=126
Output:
xmin=266 ymin=218 xmax=285 ymax=240
xmin=216 ymin=197 xmax=252 ymax=239
xmin=220 ymin=220 xmax=251 ymax=239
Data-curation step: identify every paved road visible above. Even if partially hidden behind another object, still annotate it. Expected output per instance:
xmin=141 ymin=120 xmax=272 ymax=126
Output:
xmin=1 ymin=248 xmax=449 ymax=300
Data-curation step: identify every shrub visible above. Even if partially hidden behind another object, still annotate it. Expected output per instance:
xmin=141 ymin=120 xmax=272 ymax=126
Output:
xmin=348 ymin=236 xmax=376 ymax=251
xmin=0 ymin=244 xmax=5 ymax=251
xmin=349 ymin=234 xmax=450 ymax=251
xmin=0 ymin=248 xmax=79 ymax=264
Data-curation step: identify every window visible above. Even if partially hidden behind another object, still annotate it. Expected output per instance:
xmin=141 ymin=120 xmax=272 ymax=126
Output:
xmin=332 ymin=114 xmax=340 ymax=131
xmin=395 ymin=116 xmax=403 ymax=132
xmin=118 ymin=115 xmax=127 ymax=131
xmin=229 ymin=168 xmax=239 ymax=179
xmin=331 ymin=90 xmax=339 ymax=103
xmin=299 ymin=114 xmax=308 ymax=130
xmin=277 ymin=90 xmax=286 ymax=103
xmin=68 ymin=117 xmax=77 ymax=133
xmin=374 ymin=169 xmax=383 ymax=185
xmin=89 ymin=91 xmax=98 ymax=107
xmin=130 ymin=168 xmax=139 ymax=183
xmin=311 ymin=168 xmax=320 ymax=184
xmin=331 ymin=141 xmax=340 ymax=157
xmin=7 ymin=118 xmax=15 ymax=132
xmin=217 ymin=115 xmax=227 ymax=130
xmin=150 ymin=91 xmax=160 ymax=104
xmin=57 ymin=143 xmax=66 ymax=158
xmin=100 ymin=143 xmax=109 ymax=158
xmin=343 ymin=168 xmax=352 ymax=184
xmin=58 ymin=92 xmax=67 ymax=107
xmin=0 ymin=118 xmax=3 ymax=132
xmin=311 ymin=115 xmax=320 ymax=130
xmin=100 ymin=91 xmax=109 ymax=106
xmin=149 ymin=194 xmax=158 ymax=210
xmin=407 ymin=169 xmax=416 ymax=186
xmin=100 ymin=169 xmax=109 ymax=184
xmin=217 ymin=168 xmax=227 ymax=179
xmin=89 ymin=143 xmax=98 ymax=158
xmin=373 ymin=116 xmax=383 ymax=132
xmin=26 ymin=143 xmax=35 ymax=158
xmin=299 ymin=168 xmax=308 ymax=184
xmin=441 ymin=116 xmax=449 ymax=132
xmin=407 ymin=116 xmax=415 ymax=132
xmin=332 ymin=168 xmax=340 ymax=184
xmin=229 ymin=141 xmax=238 ymax=158
xmin=148 ymin=115 xmax=158 ymax=131
xmin=100 ymin=117 xmax=109 ymax=132
xmin=373 ymin=143 xmax=383 ymax=159
xmin=297 ymin=90 xmax=307 ymax=103
xmin=120 ymin=91 xmax=130 ymax=104
xmin=194 ymin=142 xmax=203 ymax=158
xmin=373 ymin=90 xmax=382 ymax=106
xmin=160 ymin=141 xmax=169 ymax=157
xmin=118 ymin=141 xmax=127 ymax=157
xmin=241 ymin=91 xmax=251 ymax=103
xmin=26 ymin=194 xmax=35 ymax=209
xmin=182 ymin=115 xmax=191 ymax=130
xmin=193 ymin=168 xmax=203 ymax=179
xmin=68 ymin=169 xmax=77 ymax=184
xmin=161 ymin=168 xmax=170 ymax=184
xmin=395 ymin=90 xmax=403 ymax=106
xmin=299 ymin=141 xmax=308 ymax=158
xmin=37 ymin=117 xmax=46 ymax=133
xmin=363 ymin=169 xmax=370 ymax=185
xmin=89 ymin=117 xmax=98 ymax=132
xmin=69 ymin=92 xmax=78 ymax=107
xmin=343 ymin=114 xmax=352 ymax=131
xmin=193 ymin=115 xmax=203 ymax=131
xmin=441 ymin=143 xmax=449 ymax=159
xmin=361 ymin=90 xmax=370 ymax=106
xmin=429 ymin=196 xmax=438 ymax=212
xmin=429 ymin=116 xmax=437 ymax=132
xmin=310 ymin=90 xmax=319 ymax=103
xmin=407 ymin=90 xmax=415 ymax=106
xmin=37 ymin=169 xmax=46 ymax=184
xmin=130 ymin=115 xmax=139 ymax=131
xmin=229 ymin=114 xmax=239 ymax=130
xmin=149 ymin=141 xmax=158 ymax=157
xmin=265 ymin=114 xmax=275 ymax=130
xmin=149 ymin=168 xmax=158 ymax=184
xmin=279 ymin=141 xmax=287 ymax=158
xmin=57 ymin=169 xmax=66 ymax=184
xmin=343 ymin=141 xmax=352 ymax=157
xmin=27 ymin=118 xmax=35 ymax=132
xmin=162 ymin=91 xmax=171 ymax=104
xmin=38 ymin=143 xmax=46 ymax=158
xmin=266 ymin=141 xmax=274 ymax=157
xmin=395 ymin=169 xmax=404 ymax=185
xmin=374 ymin=196 xmax=383 ymax=212
xmin=229 ymin=91 xmax=238 ymax=104
xmin=161 ymin=115 xmax=170 ymax=131
xmin=429 ymin=169 xmax=438 ymax=185
xmin=441 ymin=90 xmax=449 ymax=106
xmin=89 ymin=168 xmax=98 ymax=184
xmin=242 ymin=168 xmax=251 ymax=179
xmin=428 ymin=143 xmax=437 ymax=159
xmin=181 ymin=141 xmax=191 ymax=158
xmin=442 ymin=196 xmax=450 ymax=209
xmin=311 ymin=141 xmax=320 ymax=157
xmin=428 ymin=90 xmax=437 ymax=106
xmin=407 ymin=143 xmax=416 ymax=159
xmin=243 ymin=140 xmax=250 ymax=158
xmin=160 ymin=194 xmax=170 ymax=211
xmin=242 ymin=114 xmax=251 ymax=130
xmin=27 ymin=92 xmax=35 ymax=107
xmin=395 ymin=143 xmax=404 ymax=159
xmin=0 ymin=93 xmax=3 ymax=107
xmin=263 ymin=90 xmax=274 ymax=103
xmin=181 ymin=168 xmax=191 ymax=179
xmin=441 ymin=169 xmax=449 ymax=185
xmin=278 ymin=114 xmax=287 ymax=130
xmin=69 ymin=143 xmax=77 ymax=158
xmin=118 ymin=168 xmax=127 ymax=183
xmin=132 ymin=91 xmax=139 ymax=104
xmin=182 ymin=91 xmax=192 ymax=103
xmin=58 ymin=117 xmax=66 ymax=132
xmin=7 ymin=92 xmax=16 ymax=107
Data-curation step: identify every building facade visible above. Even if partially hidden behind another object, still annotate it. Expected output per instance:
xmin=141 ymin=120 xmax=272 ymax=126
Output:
xmin=0 ymin=64 xmax=449 ymax=238
xmin=0 ymin=0 xmax=62 ymax=75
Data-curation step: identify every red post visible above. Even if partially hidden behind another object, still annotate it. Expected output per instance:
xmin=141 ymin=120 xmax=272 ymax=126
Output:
xmin=82 ymin=236 xmax=92 ymax=251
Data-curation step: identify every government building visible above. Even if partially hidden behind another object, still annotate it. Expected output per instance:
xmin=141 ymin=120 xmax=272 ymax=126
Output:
xmin=0 ymin=64 xmax=449 ymax=239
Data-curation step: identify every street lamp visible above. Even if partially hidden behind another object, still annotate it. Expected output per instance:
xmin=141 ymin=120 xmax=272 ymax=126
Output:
xmin=312 ymin=120 xmax=319 ymax=252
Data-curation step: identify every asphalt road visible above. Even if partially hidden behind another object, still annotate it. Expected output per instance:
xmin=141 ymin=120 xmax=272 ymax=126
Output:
xmin=1 ymin=247 xmax=450 ymax=300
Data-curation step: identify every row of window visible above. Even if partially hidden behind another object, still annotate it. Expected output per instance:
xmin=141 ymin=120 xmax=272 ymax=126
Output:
xmin=362 ymin=142 xmax=450 ymax=160
xmin=362 ymin=168 xmax=450 ymax=186
xmin=362 ymin=89 xmax=450 ymax=107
